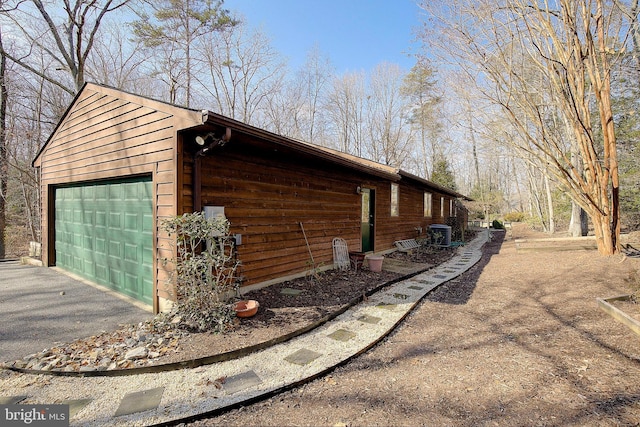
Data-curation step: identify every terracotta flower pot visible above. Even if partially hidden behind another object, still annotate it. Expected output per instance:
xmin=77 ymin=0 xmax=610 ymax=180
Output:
xmin=367 ymin=255 xmax=384 ymax=272
xmin=235 ymin=300 xmax=259 ymax=318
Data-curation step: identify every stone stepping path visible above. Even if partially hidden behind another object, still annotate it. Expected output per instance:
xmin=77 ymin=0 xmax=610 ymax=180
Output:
xmin=224 ymin=370 xmax=262 ymax=394
xmin=64 ymin=399 xmax=93 ymax=418
xmin=0 ymin=396 xmax=26 ymax=405
xmin=0 ymin=230 xmax=488 ymax=426
xmin=114 ymin=387 xmax=164 ymax=417
xmin=327 ymin=329 xmax=356 ymax=342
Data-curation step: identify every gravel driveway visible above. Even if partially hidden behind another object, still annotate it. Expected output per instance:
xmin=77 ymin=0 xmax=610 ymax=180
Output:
xmin=0 ymin=260 xmax=152 ymax=362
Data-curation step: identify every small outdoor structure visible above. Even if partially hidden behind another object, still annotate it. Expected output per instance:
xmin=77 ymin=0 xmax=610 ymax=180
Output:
xmin=33 ymin=83 xmax=469 ymax=313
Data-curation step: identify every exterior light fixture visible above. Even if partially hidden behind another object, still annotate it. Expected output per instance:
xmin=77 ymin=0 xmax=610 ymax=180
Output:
xmin=195 ymin=133 xmax=216 ymax=146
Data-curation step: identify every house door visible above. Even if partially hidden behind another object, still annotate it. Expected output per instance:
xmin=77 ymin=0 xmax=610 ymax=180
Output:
xmin=361 ymin=188 xmax=375 ymax=252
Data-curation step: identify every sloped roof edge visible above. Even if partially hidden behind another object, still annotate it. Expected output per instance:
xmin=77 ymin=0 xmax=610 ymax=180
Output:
xmin=32 ymin=82 xmax=204 ymax=167
xmin=199 ymin=110 xmax=401 ymax=181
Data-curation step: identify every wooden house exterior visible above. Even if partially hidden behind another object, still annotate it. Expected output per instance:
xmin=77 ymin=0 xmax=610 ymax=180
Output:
xmin=33 ymin=83 xmax=468 ymax=313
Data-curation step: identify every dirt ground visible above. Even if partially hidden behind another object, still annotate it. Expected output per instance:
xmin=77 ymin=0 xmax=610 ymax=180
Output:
xmin=185 ymin=224 xmax=640 ymax=426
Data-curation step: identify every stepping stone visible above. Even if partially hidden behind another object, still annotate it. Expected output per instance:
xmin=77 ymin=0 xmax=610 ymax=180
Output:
xmin=224 ymin=370 xmax=262 ymax=395
xmin=393 ymin=293 xmax=409 ymax=300
xmin=114 ymin=387 xmax=164 ymax=417
xmin=357 ymin=314 xmax=381 ymax=324
xmin=417 ymin=280 xmax=435 ymax=286
xmin=443 ymin=269 xmax=457 ymax=273
xmin=408 ymin=285 xmax=424 ymax=290
xmin=376 ymin=302 xmax=397 ymax=310
xmin=285 ymin=348 xmax=323 ymax=366
xmin=280 ymin=288 xmax=303 ymax=296
xmin=433 ymin=274 xmax=447 ymax=279
xmin=328 ymin=329 xmax=356 ymax=342
xmin=0 ymin=396 xmax=26 ymax=404
xmin=62 ymin=398 xmax=93 ymax=418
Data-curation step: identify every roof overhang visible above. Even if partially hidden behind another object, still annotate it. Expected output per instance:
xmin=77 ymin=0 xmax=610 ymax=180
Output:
xmin=194 ymin=110 xmax=401 ymax=182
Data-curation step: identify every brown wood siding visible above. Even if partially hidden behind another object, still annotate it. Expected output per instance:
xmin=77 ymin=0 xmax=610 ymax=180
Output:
xmin=181 ymin=138 xmax=459 ymax=288
xmin=377 ymin=183 xmax=435 ymax=246
xmin=36 ymin=84 xmax=202 ymax=312
xmin=182 ymin=143 xmax=368 ymax=287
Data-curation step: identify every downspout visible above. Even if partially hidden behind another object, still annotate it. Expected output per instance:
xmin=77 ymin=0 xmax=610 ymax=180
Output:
xmin=194 ymin=155 xmax=202 ymax=212
xmin=193 ymin=127 xmax=231 ymax=212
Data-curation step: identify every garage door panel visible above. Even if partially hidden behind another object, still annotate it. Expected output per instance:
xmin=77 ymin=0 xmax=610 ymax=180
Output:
xmin=95 ymin=263 xmax=108 ymax=281
xmin=95 ymin=237 xmax=106 ymax=255
xmin=55 ymin=177 xmax=153 ymax=305
xmin=124 ymin=243 xmax=138 ymax=262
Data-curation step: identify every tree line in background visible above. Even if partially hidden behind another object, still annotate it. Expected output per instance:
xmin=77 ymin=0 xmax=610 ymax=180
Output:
xmin=421 ymin=0 xmax=640 ymax=254
xmin=0 ymin=0 xmax=638 ymax=257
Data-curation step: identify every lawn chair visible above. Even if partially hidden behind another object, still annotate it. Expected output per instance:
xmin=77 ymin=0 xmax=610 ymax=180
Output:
xmin=332 ymin=237 xmax=350 ymax=270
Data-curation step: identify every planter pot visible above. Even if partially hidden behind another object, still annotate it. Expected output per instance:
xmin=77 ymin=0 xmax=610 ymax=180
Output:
xmin=597 ymin=295 xmax=640 ymax=336
xmin=235 ymin=300 xmax=259 ymax=318
xmin=349 ymin=252 xmax=366 ymax=270
xmin=367 ymin=255 xmax=384 ymax=273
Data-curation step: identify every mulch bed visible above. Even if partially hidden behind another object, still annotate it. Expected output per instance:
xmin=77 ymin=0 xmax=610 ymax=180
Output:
xmin=5 ymin=242 xmax=462 ymax=372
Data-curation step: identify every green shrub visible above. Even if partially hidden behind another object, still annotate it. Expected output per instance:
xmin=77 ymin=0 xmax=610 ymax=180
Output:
xmin=492 ymin=219 xmax=505 ymax=229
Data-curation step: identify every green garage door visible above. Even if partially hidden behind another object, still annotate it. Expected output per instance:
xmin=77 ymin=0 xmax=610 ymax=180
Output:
xmin=54 ymin=177 xmax=153 ymax=305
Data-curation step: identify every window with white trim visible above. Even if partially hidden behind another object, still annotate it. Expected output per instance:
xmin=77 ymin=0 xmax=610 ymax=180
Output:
xmin=391 ymin=183 xmax=399 ymax=217
xmin=424 ymin=192 xmax=432 ymax=217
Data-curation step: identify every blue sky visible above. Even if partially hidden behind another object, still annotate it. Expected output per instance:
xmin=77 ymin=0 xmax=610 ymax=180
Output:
xmin=224 ymin=0 xmax=424 ymax=74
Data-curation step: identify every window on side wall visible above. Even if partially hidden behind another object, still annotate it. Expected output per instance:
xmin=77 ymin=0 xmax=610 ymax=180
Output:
xmin=440 ymin=196 xmax=445 ymax=218
xmin=424 ymin=192 xmax=432 ymax=217
xmin=391 ymin=183 xmax=399 ymax=217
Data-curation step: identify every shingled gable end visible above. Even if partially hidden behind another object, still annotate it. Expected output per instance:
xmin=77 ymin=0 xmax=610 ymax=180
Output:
xmin=33 ymin=83 xmax=468 ymax=313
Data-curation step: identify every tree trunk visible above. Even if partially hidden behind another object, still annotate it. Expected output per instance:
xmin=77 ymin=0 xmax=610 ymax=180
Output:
xmin=544 ymin=174 xmax=555 ymax=234
xmin=0 ymin=30 xmax=6 ymax=258
xmin=591 ymin=211 xmax=616 ymax=254
xmin=526 ymin=163 xmax=547 ymax=232
xmin=569 ymin=202 xmax=588 ymax=237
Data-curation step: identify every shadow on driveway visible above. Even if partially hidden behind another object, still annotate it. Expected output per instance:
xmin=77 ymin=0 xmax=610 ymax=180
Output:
xmin=0 ymin=261 xmax=152 ymax=362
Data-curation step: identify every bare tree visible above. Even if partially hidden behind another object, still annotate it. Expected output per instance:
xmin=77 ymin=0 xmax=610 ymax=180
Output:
xmin=85 ymin=24 xmax=151 ymax=93
xmin=1 ymin=0 xmax=135 ymax=94
xmin=421 ymin=0 xmax=625 ymax=254
xmin=0 ymin=27 xmax=7 ymax=258
xmin=365 ymin=62 xmax=414 ymax=167
xmin=294 ymin=45 xmax=333 ymax=143
xmin=198 ymin=22 xmax=285 ymax=125
xmin=325 ymin=71 xmax=367 ymax=156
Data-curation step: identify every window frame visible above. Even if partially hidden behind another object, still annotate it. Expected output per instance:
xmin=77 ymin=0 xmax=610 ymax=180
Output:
xmin=424 ymin=192 xmax=432 ymax=217
xmin=390 ymin=183 xmax=399 ymax=217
